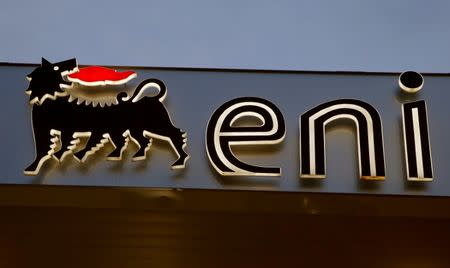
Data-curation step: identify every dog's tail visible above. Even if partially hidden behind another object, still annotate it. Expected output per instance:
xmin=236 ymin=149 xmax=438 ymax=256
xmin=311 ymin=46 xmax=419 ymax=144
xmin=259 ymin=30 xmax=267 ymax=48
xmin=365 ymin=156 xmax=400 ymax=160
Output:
xmin=122 ymin=78 xmax=167 ymax=103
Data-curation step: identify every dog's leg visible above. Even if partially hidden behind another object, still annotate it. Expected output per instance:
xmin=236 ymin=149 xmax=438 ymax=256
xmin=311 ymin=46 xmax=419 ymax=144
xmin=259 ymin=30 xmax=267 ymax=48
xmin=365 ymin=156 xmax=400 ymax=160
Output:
xmin=53 ymin=131 xmax=76 ymax=161
xmin=130 ymin=131 xmax=152 ymax=161
xmin=106 ymin=131 xmax=127 ymax=161
xmin=167 ymin=128 xmax=189 ymax=169
xmin=73 ymin=132 xmax=104 ymax=162
xmin=24 ymin=129 xmax=55 ymax=175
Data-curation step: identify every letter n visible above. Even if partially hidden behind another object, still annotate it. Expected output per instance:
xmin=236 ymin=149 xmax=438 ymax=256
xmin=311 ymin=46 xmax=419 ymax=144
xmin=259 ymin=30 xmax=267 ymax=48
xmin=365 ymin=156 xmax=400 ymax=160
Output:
xmin=300 ymin=99 xmax=385 ymax=180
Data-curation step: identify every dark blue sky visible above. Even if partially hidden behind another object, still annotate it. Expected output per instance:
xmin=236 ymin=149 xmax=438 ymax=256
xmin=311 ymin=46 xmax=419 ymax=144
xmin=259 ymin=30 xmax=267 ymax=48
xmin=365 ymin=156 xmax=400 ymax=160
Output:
xmin=1 ymin=0 xmax=450 ymax=72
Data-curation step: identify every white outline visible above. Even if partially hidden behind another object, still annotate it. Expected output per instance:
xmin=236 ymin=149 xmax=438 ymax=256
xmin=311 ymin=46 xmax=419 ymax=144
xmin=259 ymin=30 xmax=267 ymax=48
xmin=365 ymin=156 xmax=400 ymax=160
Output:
xmin=412 ymin=108 xmax=425 ymax=179
xmin=401 ymin=104 xmax=433 ymax=181
xmin=399 ymin=71 xmax=424 ymax=93
xmin=23 ymin=129 xmax=61 ymax=176
xmin=67 ymin=67 xmax=137 ymax=86
xmin=129 ymin=132 xmax=153 ymax=162
xmin=144 ymin=131 xmax=189 ymax=169
xmin=28 ymin=90 xmax=69 ymax=105
xmin=24 ymin=128 xmax=187 ymax=175
xmin=206 ymin=100 xmax=285 ymax=177
xmin=300 ymin=103 xmax=385 ymax=180
xmin=229 ymin=111 xmax=265 ymax=127
xmin=131 ymin=82 xmax=166 ymax=102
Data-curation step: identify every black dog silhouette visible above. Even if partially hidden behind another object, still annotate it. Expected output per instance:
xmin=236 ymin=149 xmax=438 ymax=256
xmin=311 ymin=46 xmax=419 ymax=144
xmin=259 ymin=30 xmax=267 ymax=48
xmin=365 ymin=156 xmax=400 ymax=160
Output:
xmin=24 ymin=58 xmax=188 ymax=175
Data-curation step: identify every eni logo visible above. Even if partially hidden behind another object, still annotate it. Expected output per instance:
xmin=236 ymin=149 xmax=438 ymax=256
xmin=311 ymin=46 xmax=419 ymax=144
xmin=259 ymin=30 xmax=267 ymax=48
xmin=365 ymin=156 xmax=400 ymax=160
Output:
xmin=205 ymin=71 xmax=433 ymax=182
xmin=23 ymin=58 xmax=433 ymax=183
xmin=24 ymin=58 xmax=189 ymax=175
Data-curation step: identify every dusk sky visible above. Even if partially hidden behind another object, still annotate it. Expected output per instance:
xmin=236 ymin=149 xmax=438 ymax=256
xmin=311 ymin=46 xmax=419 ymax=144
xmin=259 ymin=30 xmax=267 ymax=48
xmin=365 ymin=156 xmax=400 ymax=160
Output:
xmin=1 ymin=0 xmax=450 ymax=72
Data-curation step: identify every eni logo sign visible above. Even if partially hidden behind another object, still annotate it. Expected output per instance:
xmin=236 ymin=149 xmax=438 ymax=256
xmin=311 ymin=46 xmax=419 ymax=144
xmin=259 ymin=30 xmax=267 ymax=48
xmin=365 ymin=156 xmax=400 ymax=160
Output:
xmin=24 ymin=58 xmax=188 ymax=175
xmin=24 ymin=58 xmax=433 ymax=182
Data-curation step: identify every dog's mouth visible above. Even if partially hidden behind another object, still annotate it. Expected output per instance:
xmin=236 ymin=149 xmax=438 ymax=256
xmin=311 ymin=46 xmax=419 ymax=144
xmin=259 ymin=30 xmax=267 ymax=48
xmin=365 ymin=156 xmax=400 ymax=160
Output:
xmin=61 ymin=67 xmax=79 ymax=78
xmin=57 ymin=67 xmax=79 ymax=91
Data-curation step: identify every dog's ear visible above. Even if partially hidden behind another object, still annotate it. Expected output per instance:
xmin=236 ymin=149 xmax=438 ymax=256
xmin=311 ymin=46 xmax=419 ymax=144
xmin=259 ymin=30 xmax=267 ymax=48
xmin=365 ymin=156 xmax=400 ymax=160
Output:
xmin=41 ymin=57 xmax=51 ymax=68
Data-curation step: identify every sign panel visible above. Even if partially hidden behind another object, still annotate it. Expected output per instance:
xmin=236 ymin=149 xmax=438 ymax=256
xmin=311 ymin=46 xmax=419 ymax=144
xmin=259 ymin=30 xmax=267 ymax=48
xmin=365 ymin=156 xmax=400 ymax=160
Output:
xmin=1 ymin=59 xmax=449 ymax=196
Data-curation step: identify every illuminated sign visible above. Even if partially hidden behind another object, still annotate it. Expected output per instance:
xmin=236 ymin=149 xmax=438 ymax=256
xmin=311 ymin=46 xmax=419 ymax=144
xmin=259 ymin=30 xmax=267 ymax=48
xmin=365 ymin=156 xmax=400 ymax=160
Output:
xmin=21 ymin=58 xmax=434 ymax=184
xmin=206 ymin=97 xmax=286 ymax=176
xmin=24 ymin=58 xmax=188 ymax=175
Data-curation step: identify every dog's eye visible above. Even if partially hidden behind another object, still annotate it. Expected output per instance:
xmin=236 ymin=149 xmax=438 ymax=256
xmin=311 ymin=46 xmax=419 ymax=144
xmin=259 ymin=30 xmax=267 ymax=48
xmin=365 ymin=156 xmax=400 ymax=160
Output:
xmin=53 ymin=66 xmax=59 ymax=71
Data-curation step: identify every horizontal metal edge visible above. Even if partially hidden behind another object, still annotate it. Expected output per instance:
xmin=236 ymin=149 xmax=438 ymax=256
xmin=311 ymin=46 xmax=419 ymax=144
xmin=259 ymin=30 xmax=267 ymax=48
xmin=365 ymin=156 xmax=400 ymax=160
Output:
xmin=2 ymin=62 xmax=450 ymax=76
xmin=0 ymin=185 xmax=449 ymax=218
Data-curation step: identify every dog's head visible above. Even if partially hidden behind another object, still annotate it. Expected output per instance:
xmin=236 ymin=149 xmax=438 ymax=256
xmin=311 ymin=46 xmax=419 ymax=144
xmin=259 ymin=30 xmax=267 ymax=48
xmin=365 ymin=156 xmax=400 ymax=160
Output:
xmin=26 ymin=58 xmax=78 ymax=105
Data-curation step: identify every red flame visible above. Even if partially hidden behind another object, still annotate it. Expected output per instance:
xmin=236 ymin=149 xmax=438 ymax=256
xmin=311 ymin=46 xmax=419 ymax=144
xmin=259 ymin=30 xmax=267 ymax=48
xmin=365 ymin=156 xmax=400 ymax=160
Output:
xmin=68 ymin=66 xmax=137 ymax=86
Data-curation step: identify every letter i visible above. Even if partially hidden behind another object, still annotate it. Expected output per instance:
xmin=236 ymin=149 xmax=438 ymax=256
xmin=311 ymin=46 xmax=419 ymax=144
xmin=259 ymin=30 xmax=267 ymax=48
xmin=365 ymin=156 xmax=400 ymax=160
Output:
xmin=399 ymin=71 xmax=433 ymax=181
